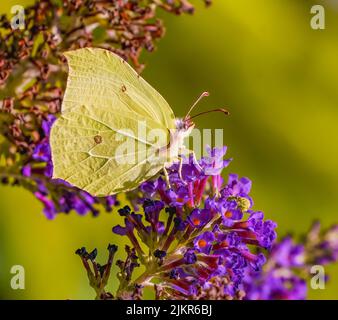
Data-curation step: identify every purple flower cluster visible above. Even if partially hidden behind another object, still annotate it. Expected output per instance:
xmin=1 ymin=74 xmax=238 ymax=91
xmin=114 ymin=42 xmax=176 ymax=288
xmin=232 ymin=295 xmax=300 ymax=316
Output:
xmin=21 ymin=115 xmax=118 ymax=219
xmin=75 ymin=147 xmax=337 ymax=300
xmin=243 ymin=236 xmax=307 ymax=300
xmin=243 ymin=222 xmax=338 ymax=300
xmin=112 ymin=146 xmax=277 ymax=299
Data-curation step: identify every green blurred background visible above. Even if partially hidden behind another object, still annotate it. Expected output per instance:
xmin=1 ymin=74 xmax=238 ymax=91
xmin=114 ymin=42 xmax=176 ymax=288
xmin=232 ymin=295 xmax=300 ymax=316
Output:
xmin=0 ymin=0 xmax=337 ymax=299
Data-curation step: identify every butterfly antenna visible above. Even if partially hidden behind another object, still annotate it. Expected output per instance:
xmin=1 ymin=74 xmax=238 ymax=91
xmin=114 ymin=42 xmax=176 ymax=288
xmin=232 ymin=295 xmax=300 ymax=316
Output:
xmin=184 ymin=91 xmax=210 ymax=120
xmin=189 ymin=108 xmax=230 ymax=120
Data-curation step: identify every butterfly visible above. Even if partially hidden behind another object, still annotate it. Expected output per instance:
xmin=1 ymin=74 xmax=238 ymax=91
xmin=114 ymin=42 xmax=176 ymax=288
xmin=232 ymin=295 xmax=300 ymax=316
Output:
xmin=50 ymin=48 xmax=228 ymax=196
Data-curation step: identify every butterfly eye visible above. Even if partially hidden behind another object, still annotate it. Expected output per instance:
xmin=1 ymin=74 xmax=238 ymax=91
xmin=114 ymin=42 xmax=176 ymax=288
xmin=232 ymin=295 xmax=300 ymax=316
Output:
xmin=121 ymin=85 xmax=127 ymax=92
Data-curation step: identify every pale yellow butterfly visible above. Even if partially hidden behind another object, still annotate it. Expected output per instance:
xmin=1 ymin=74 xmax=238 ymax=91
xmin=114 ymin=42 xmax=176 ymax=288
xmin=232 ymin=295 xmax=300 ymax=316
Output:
xmin=50 ymin=48 xmax=228 ymax=196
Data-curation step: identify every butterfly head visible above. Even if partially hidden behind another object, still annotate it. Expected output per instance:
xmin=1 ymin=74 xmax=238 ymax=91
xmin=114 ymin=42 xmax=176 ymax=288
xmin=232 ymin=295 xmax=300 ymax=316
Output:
xmin=174 ymin=118 xmax=195 ymax=141
xmin=176 ymin=117 xmax=194 ymax=130
xmin=171 ymin=92 xmax=229 ymax=155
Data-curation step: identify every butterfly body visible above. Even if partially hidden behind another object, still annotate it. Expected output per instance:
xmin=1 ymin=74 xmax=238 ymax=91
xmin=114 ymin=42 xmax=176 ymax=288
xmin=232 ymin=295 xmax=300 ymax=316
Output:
xmin=162 ymin=120 xmax=194 ymax=164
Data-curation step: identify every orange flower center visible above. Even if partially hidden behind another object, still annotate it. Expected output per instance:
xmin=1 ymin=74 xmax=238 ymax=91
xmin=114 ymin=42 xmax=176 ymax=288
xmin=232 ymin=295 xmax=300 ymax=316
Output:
xmin=192 ymin=218 xmax=201 ymax=226
xmin=198 ymin=239 xmax=207 ymax=248
xmin=225 ymin=211 xmax=232 ymax=218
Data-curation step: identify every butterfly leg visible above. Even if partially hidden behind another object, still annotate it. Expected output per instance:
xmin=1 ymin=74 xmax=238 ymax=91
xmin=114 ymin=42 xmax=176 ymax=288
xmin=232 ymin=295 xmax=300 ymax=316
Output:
xmin=191 ymin=151 xmax=203 ymax=172
xmin=163 ymin=166 xmax=171 ymax=189
xmin=178 ymin=148 xmax=203 ymax=173
xmin=178 ymin=156 xmax=187 ymax=185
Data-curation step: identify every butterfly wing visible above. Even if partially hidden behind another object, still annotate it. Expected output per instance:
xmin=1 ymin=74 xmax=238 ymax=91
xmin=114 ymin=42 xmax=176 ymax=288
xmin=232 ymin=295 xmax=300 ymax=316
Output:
xmin=50 ymin=48 xmax=176 ymax=196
